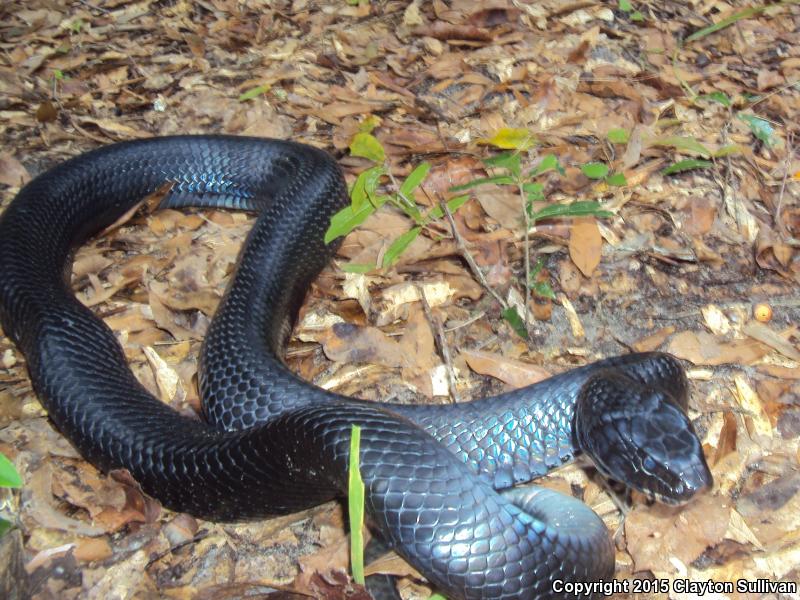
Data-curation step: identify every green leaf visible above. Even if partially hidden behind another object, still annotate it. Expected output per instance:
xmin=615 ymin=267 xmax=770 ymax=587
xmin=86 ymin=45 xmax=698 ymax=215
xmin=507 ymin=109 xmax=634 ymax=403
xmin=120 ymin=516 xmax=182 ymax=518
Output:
xmin=528 ymin=154 xmax=563 ymax=177
xmin=480 ymin=128 xmax=536 ymax=150
xmin=358 ymin=115 xmax=380 ymax=133
xmin=738 ymin=114 xmax=775 ymax=146
xmin=501 ymin=306 xmax=528 ymax=340
xmin=607 ymin=128 xmax=630 ymax=144
xmin=619 ymin=0 xmax=633 ymax=10
xmin=685 ymin=7 xmax=763 ymax=44
xmin=397 ymin=202 xmax=424 ymax=225
xmin=698 ymin=91 xmax=731 ymax=107
xmin=426 ymin=195 xmax=470 ymax=220
xmin=630 ymin=10 xmax=643 ymax=21
xmin=712 ymin=144 xmax=741 ymax=158
xmin=341 ymin=263 xmax=374 ymax=274
xmin=483 ymin=152 xmax=521 ymax=177
xmin=238 ymin=84 xmax=270 ymax=102
xmin=382 ymin=227 xmax=421 ymax=268
xmin=350 ymin=166 xmax=386 ymax=212
xmin=325 ymin=198 xmax=382 ymax=244
xmin=649 ymin=135 xmax=711 ymax=158
xmin=0 ymin=453 xmax=21 ymax=489
xmin=606 ymin=172 xmax=628 ymax=186
xmin=350 ymin=132 xmax=385 ymax=162
xmin=531 ymin=281 xmax=556 ymax=300
xmin=449 ymin=174 xmax=515 ymax=192
xmin=523 ymin=182 xmax=544 ymax=201
xmin=348 ymin=426 xmax=365 ymax=585
xmin=428 ymin=595 xmax=448 ymax=600
xmin=531 ymin=200 xmax=613 ymax=222
xmin=530 ymin=256 xmax=545 ymax=279
xmin=662 ymin=159 xmax=714 ymax=175
xmin=581 ymin=162 xmax=610 ymax=179
xmin=399 ymin=162 xmax=431 ymax=198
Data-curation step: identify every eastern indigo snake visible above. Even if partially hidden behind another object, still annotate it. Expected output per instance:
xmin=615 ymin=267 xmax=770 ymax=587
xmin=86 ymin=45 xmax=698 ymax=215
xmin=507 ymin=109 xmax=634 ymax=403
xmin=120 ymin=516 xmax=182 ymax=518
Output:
xmin=0 ymin=136 xmax=712 ymax=599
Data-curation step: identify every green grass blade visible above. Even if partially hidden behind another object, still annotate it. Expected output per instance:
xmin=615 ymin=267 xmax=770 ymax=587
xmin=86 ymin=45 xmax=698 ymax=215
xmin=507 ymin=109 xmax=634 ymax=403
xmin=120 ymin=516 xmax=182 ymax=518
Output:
xmin=663 ymin=159 xmax=714 ymax=175
xmin=0 ymin=453 xmax=22 ymax=488
xmin=530 ymin=200 xmax=612 ymax=222
xmin=400 ymin=162 xmax=431 ymax=198
xmin=348 ymin=425 xmax=366 ymax=586
xmin=684 ymin=7 xmax=762 ymax=43
xmin=449 ymin=174 xmax=515 ymax=192
xmin=649 ymin=135 xmax=712 ymax=158
xmin=238 ymin=84 xmax=270 ymax=101
xmin=501 ymin=306 xmax=528 ymax=340
xmin=382 ymin=227 xmax=421 ymax=268
xmin=324 ymin=201 xmax=379 ymax=244
xmin=426 ymin=194 xmax=470 ymax=221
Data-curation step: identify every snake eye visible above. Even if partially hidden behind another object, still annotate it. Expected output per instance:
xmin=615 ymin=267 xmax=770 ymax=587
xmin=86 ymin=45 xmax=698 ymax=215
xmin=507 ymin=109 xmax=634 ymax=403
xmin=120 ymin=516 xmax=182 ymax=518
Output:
xmin=642 ymin=456 xmax=657 ymax=474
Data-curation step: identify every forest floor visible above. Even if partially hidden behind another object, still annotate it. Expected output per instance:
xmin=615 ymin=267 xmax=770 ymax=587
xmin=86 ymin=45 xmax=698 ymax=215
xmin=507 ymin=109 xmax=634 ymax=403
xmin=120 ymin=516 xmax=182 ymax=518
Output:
xmin=0 ymin=0 xmax=799 ymax=599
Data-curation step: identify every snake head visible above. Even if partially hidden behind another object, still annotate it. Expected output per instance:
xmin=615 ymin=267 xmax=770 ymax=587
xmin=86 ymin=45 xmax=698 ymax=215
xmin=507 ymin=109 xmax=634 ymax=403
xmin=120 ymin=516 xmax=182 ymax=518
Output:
xmin=574 ymin=372 xmax=712 ymax=505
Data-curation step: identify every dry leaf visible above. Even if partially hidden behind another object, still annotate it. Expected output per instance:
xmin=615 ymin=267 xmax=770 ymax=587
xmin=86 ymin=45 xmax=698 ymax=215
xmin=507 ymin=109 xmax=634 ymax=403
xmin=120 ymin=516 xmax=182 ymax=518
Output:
xmin=569 ymin=217 xmax=602 ymax=277
xmin=667 ymin=331 xmax=770 ymax=366
xmin=625 ymin=494 xmax=730 ymax=574
xmin=0 ymin=152 xmax=30 ymax=187
xmin=461 ymin=349 xmax=550 ymax=388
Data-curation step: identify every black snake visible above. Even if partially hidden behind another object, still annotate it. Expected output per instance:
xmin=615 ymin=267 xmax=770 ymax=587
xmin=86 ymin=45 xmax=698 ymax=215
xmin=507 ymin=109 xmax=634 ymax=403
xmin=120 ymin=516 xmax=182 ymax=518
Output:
xmin=0 ymin=136 xmax=712 ymax=599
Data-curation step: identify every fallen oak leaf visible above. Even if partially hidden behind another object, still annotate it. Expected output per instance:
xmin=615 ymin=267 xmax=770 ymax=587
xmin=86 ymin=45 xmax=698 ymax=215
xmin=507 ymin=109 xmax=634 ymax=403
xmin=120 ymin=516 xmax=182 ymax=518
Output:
xmin=568 ymin=217 xmax=602 ymax=277
xmin=667 ymin=330 xmax=770 ymax=366
xmin=625 ymin=494 xmax=730 ymax=574
xmin=461 ymin=349 xmax=550 ymax=388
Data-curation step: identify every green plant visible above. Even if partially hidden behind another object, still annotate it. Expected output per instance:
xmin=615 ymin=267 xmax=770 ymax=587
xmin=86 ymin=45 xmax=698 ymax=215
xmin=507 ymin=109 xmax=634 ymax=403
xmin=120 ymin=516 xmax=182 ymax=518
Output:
xmin=348 ymin=425 xmax=450 ymax=598
xmin=348 ymin=425 xmax=366 ymax=585
xmin=0 ymin=452 xmax=22 ymax=537
xmin=618 ymin=0 xmax=644 ymax=22
xmin=450 ymin=129 xmax=612 ymax=337
xmin=324 ymin=121 xmax=468 ymax=272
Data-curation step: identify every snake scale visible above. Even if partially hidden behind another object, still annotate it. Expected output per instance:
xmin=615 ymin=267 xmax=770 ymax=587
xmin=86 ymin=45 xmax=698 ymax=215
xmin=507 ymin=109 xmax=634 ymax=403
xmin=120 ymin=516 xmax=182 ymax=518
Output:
xmin=0 ymin=136 xmax=712 ymax=599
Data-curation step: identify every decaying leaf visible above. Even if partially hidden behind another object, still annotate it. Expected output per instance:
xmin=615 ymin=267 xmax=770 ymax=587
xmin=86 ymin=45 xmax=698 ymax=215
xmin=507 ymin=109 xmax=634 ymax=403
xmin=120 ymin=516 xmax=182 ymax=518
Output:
xmin=568 ymin=217 xmax=602 ymax=277
xmin=625 ymin=494 xmax=730 ymax=574
xmin=461 ymin=349 xmax=550 ymax=388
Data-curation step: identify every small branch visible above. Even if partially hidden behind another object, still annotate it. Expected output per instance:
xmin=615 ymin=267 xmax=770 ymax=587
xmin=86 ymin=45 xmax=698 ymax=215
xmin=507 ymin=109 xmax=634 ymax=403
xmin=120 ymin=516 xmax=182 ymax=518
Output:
xmin=440 ymin=200 xmax=507 ymax=309
xmin=416 ymin=283 xmax=461 ymax=404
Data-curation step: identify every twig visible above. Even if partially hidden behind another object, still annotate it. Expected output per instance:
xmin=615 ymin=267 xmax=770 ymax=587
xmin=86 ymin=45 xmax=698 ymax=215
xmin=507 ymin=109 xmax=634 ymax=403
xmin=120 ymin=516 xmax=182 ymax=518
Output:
xmin=440 ymin=200 xmax=507 ymax=309
xmin=443 ymin=309 xmax=486 ymax=332
xmin=415 ymin=283 xmax=461 ymax=403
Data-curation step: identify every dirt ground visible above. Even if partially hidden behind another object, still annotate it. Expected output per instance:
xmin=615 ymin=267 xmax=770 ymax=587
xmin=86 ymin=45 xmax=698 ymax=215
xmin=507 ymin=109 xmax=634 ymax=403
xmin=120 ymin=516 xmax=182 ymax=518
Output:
xmin=0 ymin=1 xmax=799 ymax=599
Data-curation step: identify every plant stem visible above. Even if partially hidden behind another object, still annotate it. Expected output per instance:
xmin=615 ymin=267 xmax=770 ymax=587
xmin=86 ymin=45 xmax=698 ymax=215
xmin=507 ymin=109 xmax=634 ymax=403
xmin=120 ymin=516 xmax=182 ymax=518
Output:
xmin=518 ymin=181 xmax=531 ymax=329
xmin=440 ymin=201 xmax=508 ymax=310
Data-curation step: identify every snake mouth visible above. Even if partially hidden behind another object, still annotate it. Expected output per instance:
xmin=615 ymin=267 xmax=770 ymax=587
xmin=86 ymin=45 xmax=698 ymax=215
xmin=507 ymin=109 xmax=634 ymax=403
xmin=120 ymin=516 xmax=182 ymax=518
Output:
xmin=637 ymin=456 xmax=713 ymax=505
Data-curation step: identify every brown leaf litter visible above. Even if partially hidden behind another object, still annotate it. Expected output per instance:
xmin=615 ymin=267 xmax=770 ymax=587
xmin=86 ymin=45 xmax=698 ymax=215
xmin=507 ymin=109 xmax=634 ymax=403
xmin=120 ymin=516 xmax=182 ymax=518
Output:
xmin=1 ymin=1 xmax=799 ymax=599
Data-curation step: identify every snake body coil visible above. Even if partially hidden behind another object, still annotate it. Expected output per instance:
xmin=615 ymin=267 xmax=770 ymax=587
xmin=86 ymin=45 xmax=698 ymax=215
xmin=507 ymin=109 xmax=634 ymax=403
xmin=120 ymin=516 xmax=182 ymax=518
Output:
xmin=0 ymin=136 xmax=712 ymax=599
